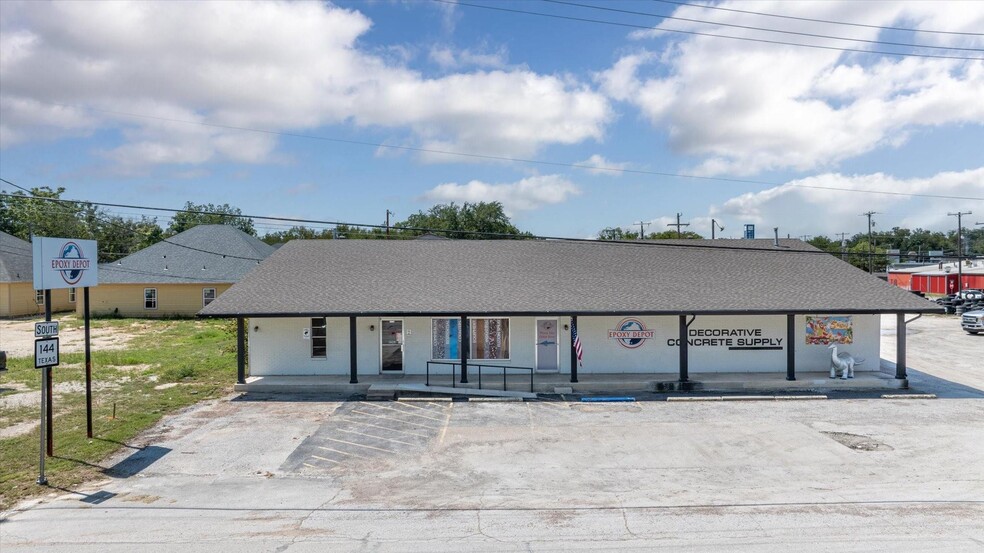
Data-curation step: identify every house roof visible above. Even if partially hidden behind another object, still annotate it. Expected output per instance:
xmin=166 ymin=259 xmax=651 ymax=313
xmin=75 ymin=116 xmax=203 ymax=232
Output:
xmin=99 ymin=225 xmax=275 ymax=284
xmin=199 ymin=238 xmax=941 ymax=317
xmin=0 ymin=231 xmax=33 ymax=283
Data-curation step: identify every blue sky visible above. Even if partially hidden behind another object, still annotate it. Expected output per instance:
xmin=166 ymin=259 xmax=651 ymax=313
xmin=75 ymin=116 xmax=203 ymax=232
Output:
xmin=1 ymin=0 xmax=983 ymax=240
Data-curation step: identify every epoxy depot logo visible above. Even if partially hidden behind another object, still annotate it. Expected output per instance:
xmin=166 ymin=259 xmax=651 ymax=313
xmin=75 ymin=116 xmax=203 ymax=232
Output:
xmin=50 ymin=241 xmax=91 ymax=285
xmin=607 ymin=317 xmax=654 ymax=349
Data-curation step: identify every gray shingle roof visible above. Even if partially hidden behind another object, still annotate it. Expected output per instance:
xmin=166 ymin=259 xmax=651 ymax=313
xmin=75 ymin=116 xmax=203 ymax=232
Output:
xmin=0 ymin=231 xmax=33 ymax=283
xmin=200 ymin=239 xmax=941 ymax=317
xmin=100 ymin=225 xmax=275 ymax=284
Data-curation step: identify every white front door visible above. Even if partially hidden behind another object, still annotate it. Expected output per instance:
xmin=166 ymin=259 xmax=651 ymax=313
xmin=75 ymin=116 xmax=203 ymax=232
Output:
xmin=535 ymin=319 xmax=559 ymax=373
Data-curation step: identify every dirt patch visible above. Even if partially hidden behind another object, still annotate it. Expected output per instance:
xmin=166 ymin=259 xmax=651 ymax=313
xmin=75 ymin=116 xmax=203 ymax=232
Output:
xmin=0 ymin=419 xmax=39 ymax=439
xmin=0 ymin=317 xmax=137 ymax=358
xmin=821 ymin=431 xmax=894 ymax=452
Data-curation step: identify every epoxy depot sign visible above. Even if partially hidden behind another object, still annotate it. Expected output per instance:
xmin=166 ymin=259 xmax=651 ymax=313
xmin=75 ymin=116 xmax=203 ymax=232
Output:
xmin=32 ymin=237 xmax=99 ymax=290
xmin=608 ymin=318 xmax=655 ymax=349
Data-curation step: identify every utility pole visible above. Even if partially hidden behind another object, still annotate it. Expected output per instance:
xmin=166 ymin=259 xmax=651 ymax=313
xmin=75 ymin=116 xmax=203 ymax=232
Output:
xmin=632 ymin=221 xmax=651 ymax=240
xmin=860 ymin=211 xmax=880 ymax=274
xmin=711 ymin=219 xmax=724 ymax=240
xmin=836 ymin=232 xmax=849 ymax=262
xmin=667 ymin=213 xmax=690 ymax=239
xmin=385 ymin=209 xmax=393 ymax=237
xmin=948 ymin=211 xmax=972 ymax=293
xmin=799 ymin=234 xmax=812 ymax=242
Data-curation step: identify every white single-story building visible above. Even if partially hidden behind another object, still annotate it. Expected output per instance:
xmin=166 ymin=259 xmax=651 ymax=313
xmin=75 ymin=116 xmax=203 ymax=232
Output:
xmin=199 ymin=239 xmax=941 ymax=387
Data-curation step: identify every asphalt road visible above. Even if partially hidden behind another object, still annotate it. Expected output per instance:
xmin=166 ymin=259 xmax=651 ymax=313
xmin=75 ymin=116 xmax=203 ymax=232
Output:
xmin=1 ymin=313 xmax=982 ymax=552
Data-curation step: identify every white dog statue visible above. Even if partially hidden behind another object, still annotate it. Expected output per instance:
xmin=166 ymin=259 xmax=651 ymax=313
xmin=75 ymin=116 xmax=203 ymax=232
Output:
xmin=828 ymin=344 xmax=864 ymax=379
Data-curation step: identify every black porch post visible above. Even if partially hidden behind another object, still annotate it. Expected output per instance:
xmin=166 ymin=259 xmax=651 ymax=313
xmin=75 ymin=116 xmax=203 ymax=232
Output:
xmin=236 ymin=317 xmax=246 ymax=384
xmin=460 ymin=315 xmax=469 ymax=384
xmin=786 ymin=314 xmax=796 ymax=381
xmin=349 ymin=316 xmax=358 ymax=384
xmin=570 ymin=315 xmax=578 ymax=383
xmin=895 ymin=313 xmax=907 ymax=380
xmin=678 ymin=314 xmax=689 ymax=383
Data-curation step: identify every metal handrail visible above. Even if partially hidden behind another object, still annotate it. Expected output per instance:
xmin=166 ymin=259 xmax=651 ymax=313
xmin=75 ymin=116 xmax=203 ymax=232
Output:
xmin=426 ymin=361 xmax=535 ymax=393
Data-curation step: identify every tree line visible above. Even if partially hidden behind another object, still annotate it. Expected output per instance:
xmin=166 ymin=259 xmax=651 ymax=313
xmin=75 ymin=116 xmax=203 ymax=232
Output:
xmin=0 ymin=187 xmax=526 ymax=262
xmin=3 ymin=187 xmax=980 ymax=271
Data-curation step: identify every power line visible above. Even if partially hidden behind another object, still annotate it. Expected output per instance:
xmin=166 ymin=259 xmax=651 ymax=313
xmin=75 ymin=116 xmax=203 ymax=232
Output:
xmin=543 ymin=0 xmax=984 ymax=53
xmin=649 ymin=0 xmax=984 ymax=37
xmin=0 ymin=188 xmax=928 ymax=260
xmin=19 ymin=105 xmax=984 ymax=202
xmin=439 ymin=0 xmax=984 ymax=61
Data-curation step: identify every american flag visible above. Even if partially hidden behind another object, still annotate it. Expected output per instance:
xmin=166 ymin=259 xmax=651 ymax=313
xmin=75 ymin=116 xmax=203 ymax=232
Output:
xmin=572 ymin=321 xmax=583 ymax=367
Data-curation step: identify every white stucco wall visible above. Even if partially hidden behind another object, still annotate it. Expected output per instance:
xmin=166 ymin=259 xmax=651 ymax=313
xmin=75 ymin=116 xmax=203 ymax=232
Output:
xmin=248 ymin=314 xmax=880 ymax=377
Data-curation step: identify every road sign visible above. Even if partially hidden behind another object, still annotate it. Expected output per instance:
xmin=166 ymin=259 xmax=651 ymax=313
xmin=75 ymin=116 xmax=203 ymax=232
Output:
xmin=35 ymin=338 xmax=59 ymax=369
xmin=35 ymin=321 xmax=59 ymax=338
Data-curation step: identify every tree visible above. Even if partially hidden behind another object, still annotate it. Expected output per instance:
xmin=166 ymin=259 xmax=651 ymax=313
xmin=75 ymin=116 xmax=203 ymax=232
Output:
xmin=395 ymin=202 xmax=526 ymax=239
xmin=646 ymin=230 xmax=704 ymax=239
xmin=597 ymin=227 xmax=704 ymax=240
xmin=166 ymin=202 xmax=255 ymax=236
xmin=0 ymin=187 xmax=98 ymax=241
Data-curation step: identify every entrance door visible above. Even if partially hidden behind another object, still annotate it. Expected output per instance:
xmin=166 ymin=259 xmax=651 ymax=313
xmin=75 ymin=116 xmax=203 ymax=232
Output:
xmin=535 ymin=319 xmax=559 ymax=373
xmin=381 ymin=320 xmax=404 ymax=372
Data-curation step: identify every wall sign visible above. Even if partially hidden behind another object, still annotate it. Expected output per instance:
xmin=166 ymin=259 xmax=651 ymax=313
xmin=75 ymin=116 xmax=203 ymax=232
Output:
xmin=32 ymin=237 xmax=99 ymax=290
xmin=608 ymin=318 xmax=654 ymax=349
xmin=805 ymin=316 xmax=853 ymax=345
xmin=667 ymin=328 xmax=783 ymax=350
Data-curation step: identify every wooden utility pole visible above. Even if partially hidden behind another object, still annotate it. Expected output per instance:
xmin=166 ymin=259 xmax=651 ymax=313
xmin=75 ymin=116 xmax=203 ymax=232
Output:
xmin=667 ymin=213 xmax=690 ymax=238
xmin=385 ymin=209 xmax=393 ymax=236
xmin=948 ymin=211 xmax=972 ymax=293
xmin=860 ymin=211 xmax=879 ymax=273
xmin=711 ymin=219 xmax=724 ymax=239
xmin=633 ymin=221 xmax=651 ymax=240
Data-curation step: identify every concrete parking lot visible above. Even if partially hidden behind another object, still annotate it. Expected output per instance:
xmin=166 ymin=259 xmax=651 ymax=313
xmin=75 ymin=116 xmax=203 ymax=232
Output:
xmin=1 ymin=314 xmax=982 ymax=552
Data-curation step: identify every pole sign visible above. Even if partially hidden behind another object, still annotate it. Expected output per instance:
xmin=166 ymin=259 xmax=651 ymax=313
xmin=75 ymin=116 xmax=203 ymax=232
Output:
xmin=35 ymin=338 xmax=59 ymax=369
xmin=32 ymin=237 xmax=99 ymax=290
xmin=35 ymin=321 xmax=59 ymax=338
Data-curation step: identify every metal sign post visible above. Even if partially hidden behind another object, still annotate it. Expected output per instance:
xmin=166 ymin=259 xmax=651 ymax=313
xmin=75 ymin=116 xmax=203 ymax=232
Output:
xmin=35 ymin=321 xmax=60 ymax=485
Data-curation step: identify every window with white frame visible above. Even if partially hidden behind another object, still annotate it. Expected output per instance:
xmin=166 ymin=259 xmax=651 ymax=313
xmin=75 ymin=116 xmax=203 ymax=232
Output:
xmin=144 ymin=288 xmax=157 ymax=310
xmin=69 ymin=288 xmax=76 ymax=302
xmin=311 ymin=318 xmax=327 ymax=357
xmin=431 ymin=318 xmax=461 ymax=360
xmin=35 ymin=290 xmax=44 ymax=305
xmin=470 ymin=318 xmax=510 ymax=360
xmin=202 ymin=288 xmax=216 ymax=307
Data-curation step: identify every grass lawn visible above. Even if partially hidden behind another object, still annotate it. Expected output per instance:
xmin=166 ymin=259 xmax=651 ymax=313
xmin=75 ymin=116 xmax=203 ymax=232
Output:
xmin=0 ymin=318 xmax=237 ymax=510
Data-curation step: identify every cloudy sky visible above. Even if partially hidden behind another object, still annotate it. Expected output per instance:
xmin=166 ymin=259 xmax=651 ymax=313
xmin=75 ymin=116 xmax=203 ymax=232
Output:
xmin=1 ymin=0 xmax=983 ymax=239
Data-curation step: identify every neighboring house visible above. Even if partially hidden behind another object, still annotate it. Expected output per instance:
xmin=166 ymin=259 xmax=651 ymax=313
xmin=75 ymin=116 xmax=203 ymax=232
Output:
xmin=0 ymin=231 xmax=74 ymax=318
xmin=200 ymin=239 xmax=939 ymax=383
xmin=78 ymin=225 xmax=275 ymax=318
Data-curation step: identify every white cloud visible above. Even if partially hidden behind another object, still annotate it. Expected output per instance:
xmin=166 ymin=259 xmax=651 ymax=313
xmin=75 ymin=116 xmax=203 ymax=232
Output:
xmin=599 ymin=1 xmax=984 ymax=176
xmin=421 ymin=174 xmax=581 ymax=214
xmin=576 ymin=154 xmax=631 ymax=176
xmin=429 ymin=44 xmax=508 ymax=70
xmin=708 ymin=168 xmax=984 ymax=237
xmin=0 ymin=1 xmax=610 ymax=167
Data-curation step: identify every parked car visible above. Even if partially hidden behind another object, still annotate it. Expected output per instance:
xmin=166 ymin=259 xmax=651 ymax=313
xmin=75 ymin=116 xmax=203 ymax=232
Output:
xmin=956 ymin=289 xmax=984 ymax=301
xmin=962 ymin=309 xmax=984 ymax=334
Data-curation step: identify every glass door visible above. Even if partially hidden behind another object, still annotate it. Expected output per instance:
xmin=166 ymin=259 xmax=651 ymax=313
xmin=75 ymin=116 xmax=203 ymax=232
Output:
xmin=381 ymin=320 xmax=404 ymax=372
xmin=535 ymin=319 xmax=559 ymax=373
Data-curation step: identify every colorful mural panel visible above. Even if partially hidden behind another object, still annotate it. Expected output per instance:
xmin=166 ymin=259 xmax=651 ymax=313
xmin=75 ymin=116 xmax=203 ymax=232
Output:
xmin=805 ymin=316 xmax=853 ymax=345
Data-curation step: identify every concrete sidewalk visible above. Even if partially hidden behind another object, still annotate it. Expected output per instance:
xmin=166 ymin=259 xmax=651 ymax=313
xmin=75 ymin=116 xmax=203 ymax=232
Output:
xmin=235 ymin=368 xmax=906 ymax=395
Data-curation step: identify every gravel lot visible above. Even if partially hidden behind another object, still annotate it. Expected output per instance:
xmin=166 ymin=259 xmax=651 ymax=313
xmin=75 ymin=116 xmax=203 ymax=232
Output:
xmin=1 ymin=312 xmax=982 ymax=552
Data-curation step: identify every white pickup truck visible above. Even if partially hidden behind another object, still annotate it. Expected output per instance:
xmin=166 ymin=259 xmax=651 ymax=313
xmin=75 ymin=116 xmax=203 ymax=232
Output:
xmin=962 ymin=309 xmax=984 ymax=335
